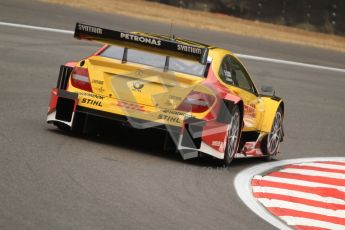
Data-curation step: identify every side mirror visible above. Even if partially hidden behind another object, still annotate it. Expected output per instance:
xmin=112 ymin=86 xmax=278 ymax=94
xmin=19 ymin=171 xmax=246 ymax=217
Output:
xmin=261 ymin=85 xmax=275 ymax=96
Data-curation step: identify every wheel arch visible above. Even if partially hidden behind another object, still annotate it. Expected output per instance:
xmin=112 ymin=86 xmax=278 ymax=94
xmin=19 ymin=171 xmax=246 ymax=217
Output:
xmin=279 ymin=100 xmax=285 ymax=117
xmin=219 ymin=98 xmax=243 ymax=166
xmin=259 ymin=97 xmax=284 ymax=133
xmin=237 ymin=100 xmax=244 ymax=126
xmin=216 ymin=97 xmax=244 ymax=126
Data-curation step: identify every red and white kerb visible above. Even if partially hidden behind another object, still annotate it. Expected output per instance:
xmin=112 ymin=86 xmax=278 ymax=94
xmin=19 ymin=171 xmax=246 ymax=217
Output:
xmin=252 ymin=161 xmax=345 ymax=230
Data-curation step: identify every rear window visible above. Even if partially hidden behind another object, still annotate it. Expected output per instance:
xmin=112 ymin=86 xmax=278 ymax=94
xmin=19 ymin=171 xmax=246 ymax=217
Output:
xmin=99 ymin=45 xmax=206 ymax=77
xmin=100 ymin=45 xmax=124 ymax=60
xmin=169 ymin=57 xmax=205 ymax=76
xmin=127 ymin=48 xmax=166 ymax=68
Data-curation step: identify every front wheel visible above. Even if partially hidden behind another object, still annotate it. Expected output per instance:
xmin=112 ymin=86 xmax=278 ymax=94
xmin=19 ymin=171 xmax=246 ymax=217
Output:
xmin=224 ymin=106 xmax=241 ymax=166
xmin=261 ymin=107 xmax=283 ymax=161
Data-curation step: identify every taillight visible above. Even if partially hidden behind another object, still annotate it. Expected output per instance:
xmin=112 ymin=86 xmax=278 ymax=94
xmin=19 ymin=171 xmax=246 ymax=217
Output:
xmin=177 ymin=91 xmax=215 ymax=113
xmin=70 ymin=67 xmax=93 ymax=92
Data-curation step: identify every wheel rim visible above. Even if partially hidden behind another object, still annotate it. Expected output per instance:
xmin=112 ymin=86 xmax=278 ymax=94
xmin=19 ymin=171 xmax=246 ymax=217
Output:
xmin=227 ymin=111 xmax=240 ymax=159
xmin=267 ymin=112 xmax=282 ymax=154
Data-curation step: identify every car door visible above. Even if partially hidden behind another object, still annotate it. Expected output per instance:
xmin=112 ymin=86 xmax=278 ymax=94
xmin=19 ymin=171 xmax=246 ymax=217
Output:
xmin=218 ymin=54 xmax=263 ymax=131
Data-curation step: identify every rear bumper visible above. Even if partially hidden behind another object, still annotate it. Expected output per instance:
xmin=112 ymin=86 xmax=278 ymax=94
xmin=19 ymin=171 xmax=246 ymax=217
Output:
xmin=47 ymin=88 xmax=216 ymax=160
xmin=47 ymin=88 xmax=78 ymax=127
xmin=75 ymin=105 xmax=181 ymax=133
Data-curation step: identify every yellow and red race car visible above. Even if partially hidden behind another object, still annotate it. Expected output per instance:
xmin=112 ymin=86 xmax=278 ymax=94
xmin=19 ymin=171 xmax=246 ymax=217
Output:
xmin=47 ymin=23 xmax=284 ymax=166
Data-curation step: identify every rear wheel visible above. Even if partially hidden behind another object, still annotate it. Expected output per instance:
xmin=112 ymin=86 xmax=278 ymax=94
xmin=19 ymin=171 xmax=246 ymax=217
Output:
xmin=224 ymin=106 xmax=241 ymax=166
xmin=261 ymin=107 xmax=283 ymax=161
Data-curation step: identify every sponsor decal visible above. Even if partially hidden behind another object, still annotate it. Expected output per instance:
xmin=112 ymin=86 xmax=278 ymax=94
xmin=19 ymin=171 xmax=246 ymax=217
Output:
xmin=158 ymin=109 xmax=195 ymax=123
xmin=224 ymin=70 xmax=234 ymax=84
xmin=81 ymin=98 xmax=102 ymax=107
xmin=219 ymin=142 xmax=225 ymax=153
xmin=162 ymin=109 xmax=192 ymax=119
xmin=132 ymin=80 xmax=144 ymax=92
xmin=79 ymin=92 xmax=104 ymax=100
xmin=177 ymin=44 xmax=202 ymax=54
xmin=169 ymin=95 xmax=182 ymax=101
xmin=120 ymin=33 xmax=162 ymax=46
xmin=117 ymin=101 xmax=146 ymax=112
xmin=212 ymin=140 xmax=222 ymax=147
xmin=94 ymin=86 xmax=105 ymax=93
xmin=78 ymin=24 xmax=102 ymax=35
xmin=244 ymin=103 xmax=256 ymax=119
xmin=92 ymin=79 xmax=104 ymax=85
xmin=136 ymin=70 xmax=144 ymax=76
xmin=158 ymin=114 xmax=180 ymax=123
xmin=165 ymin=95 xmax=183 ymax=106
xmin=211 ymin=140 xmax=225 ymax=153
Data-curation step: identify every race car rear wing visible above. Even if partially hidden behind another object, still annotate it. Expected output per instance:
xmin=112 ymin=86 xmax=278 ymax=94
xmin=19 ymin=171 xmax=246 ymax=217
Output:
xmin=74 ymin=22 xmax=209 ymax=65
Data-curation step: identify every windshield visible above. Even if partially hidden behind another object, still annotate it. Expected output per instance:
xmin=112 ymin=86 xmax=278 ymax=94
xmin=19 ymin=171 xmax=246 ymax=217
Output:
xmin=100 ymin=45 xmax=206 ymax=77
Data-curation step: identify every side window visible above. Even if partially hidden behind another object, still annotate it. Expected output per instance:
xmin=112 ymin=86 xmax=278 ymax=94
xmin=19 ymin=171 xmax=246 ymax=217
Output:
xmin=219 ymin=55 xmax=257 ymax=94
xmin=230 ymin=57 xmax=256 ymax=93
xmin=219 ymin=56 xmax=236 ymax=86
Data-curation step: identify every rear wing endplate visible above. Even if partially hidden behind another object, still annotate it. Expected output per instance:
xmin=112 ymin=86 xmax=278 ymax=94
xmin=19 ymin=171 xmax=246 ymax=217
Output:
xmin=74 ymin=22 xmax=209 ymax=65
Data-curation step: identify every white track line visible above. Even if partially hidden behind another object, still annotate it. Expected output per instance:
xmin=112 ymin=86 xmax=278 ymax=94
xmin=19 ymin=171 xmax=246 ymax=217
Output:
xmin=280 ymin=216 xmax=345 ymax=230
xmin=0 ymin=21 xmax=73 ymax=34
xmin=1 ymin=21 xmax=345 ymax=74
xmin=234 ymin=157 xmax=345 ymax=230
xmin=235 ymin=54 xmax=345 ymax=74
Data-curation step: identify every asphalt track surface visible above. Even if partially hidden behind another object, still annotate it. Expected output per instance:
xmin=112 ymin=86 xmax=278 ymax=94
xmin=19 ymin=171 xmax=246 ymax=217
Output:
xmin=0 ymin=0 xmax=345 ymax=229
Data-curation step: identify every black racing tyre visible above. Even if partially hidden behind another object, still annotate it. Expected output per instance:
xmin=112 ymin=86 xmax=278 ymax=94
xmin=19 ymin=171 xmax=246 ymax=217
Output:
xmin=261 ymin=107 xmax=283 ymax=161
xmin=224 ymin=106 xmax=241 ymax=167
